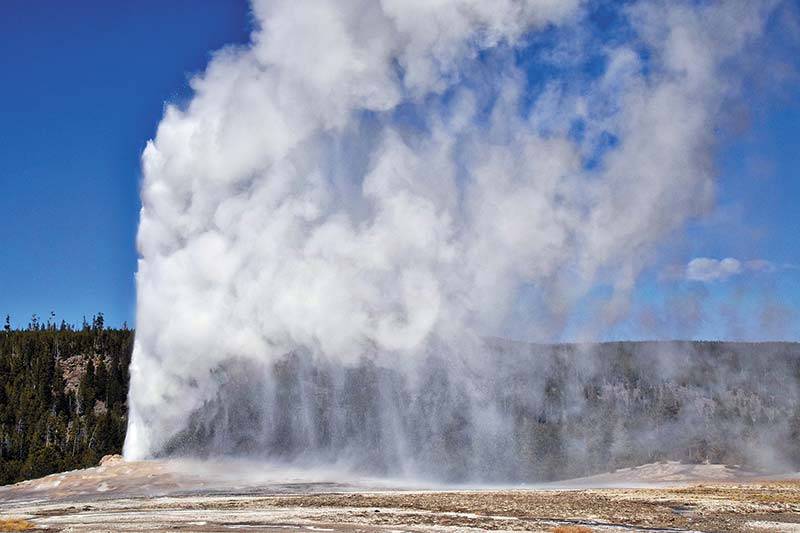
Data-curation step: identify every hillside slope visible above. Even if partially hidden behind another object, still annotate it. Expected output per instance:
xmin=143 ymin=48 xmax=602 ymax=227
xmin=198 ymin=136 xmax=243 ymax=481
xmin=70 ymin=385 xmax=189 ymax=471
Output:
xmin=1 ymin=329 xmax=798 ymax=485
xmin=0 ymin=316 xmax=133 ymax=484
xmin=166 ymin=340 xmax=800 ymax=482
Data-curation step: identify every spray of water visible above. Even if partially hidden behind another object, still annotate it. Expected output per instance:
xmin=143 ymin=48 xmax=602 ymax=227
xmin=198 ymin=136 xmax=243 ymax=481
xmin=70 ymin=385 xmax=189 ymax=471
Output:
xmin=125 ymin=0 xmax=784 ymax=478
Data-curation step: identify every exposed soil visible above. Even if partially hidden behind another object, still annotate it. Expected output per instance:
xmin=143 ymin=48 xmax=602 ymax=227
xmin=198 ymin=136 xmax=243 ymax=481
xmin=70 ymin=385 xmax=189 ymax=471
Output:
xmin=1 ymin=460 xmax=798 ymax=532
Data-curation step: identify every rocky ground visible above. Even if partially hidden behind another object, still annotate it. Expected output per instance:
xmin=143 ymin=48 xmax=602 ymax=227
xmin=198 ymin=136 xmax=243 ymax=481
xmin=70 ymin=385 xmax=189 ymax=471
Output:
xmin=0 ymin=457 xmax=798 ymax=532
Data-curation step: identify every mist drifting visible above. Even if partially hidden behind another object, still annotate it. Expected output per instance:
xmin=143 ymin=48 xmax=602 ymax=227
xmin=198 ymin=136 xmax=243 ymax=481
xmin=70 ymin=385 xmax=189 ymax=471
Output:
xmin=125 ymin=0 xmax=786 ymax=476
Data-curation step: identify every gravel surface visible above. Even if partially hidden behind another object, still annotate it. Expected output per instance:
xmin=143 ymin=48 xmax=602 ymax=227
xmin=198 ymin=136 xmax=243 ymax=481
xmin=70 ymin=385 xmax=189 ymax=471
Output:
xmin=1 ymin=460 xmax=798 ymax=532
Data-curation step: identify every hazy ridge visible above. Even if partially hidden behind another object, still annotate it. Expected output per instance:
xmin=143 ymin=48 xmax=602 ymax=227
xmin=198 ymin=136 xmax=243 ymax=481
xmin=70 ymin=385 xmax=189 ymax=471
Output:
xmin=165 ymin=339 xmax=800 ymax=483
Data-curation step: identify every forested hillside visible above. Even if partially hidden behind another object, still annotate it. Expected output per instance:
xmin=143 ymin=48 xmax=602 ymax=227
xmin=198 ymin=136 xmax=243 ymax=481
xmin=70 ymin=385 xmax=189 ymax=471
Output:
xmin=168 ymin=340 xmax=800 ymax=482
xmin=0 ymin=315 xmax=133 ymax=485
xmin=2 ymin=325 xmax=799 ymax=485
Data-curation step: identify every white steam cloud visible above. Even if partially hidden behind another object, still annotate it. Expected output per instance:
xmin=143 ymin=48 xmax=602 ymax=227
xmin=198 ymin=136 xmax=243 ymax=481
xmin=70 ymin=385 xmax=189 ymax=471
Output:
xmin=125 ymin=0 xmax=780 ymax=460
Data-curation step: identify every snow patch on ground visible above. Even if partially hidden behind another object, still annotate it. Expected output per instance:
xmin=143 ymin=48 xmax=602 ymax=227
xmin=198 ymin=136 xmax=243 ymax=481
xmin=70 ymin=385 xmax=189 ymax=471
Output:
xmin=748 ymin=521 xmax=800 ymax=532
xmin=554 ymin=461 xmax=786 ymax=487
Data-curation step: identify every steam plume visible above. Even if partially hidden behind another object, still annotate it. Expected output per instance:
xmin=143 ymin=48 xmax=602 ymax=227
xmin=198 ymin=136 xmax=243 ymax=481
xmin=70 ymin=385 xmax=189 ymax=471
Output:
xmin=125 ymin=0 xmax=780 ymax=463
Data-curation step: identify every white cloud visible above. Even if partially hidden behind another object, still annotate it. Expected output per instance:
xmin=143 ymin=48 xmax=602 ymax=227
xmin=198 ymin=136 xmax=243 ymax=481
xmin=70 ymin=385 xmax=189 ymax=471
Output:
xmin=680 ymin=257 xmax=781 ymax=282
xmin=686 ymin=257 xmax=743 ymax=282
xmin=124 ymin=0 xmax=781 ymax=459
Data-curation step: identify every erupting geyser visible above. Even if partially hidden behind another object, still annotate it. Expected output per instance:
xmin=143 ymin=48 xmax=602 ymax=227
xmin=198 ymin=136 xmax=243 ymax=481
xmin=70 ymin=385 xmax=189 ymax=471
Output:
xmin=125 ymin=0 xmax=787 ymax=481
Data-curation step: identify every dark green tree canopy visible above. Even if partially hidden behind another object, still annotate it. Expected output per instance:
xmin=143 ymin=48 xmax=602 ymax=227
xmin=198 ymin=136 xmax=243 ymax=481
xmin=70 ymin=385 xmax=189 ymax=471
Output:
xmin=0 ymin=315 xmax=133 ymax=485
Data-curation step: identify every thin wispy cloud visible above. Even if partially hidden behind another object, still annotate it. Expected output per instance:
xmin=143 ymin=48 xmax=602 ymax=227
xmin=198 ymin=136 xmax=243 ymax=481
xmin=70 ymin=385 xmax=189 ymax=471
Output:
xmin=687 ymin=257 xmax=743 ymax=282
xmin=664 ymin=257 xmax=792 ymax=283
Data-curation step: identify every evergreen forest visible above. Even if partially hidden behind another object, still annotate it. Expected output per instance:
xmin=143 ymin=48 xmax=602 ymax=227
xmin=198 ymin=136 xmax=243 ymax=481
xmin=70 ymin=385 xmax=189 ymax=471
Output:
xmin=0 ymin=314 xmax=133 ymax=485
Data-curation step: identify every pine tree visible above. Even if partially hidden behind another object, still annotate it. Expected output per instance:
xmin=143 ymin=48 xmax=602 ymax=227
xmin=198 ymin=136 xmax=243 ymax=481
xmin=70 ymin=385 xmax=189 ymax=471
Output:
xmin=0 ymin=319 xmax=134 ymax=484
xmin=78 ymin=360 xmax=96 ymax=415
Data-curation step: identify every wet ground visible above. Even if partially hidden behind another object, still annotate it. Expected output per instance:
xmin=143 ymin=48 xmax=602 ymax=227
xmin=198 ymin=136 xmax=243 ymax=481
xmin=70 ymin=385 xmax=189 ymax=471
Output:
xmin=1 ymin=459 xmax=798 ymax=532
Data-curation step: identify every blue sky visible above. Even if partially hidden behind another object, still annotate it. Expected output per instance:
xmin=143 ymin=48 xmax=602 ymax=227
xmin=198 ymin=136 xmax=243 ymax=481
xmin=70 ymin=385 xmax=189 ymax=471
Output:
xmin=586 ymin=95 xmax=800 ymax=341
xmin=605 ymin=92 xmax=800 ymax=341
xmin=0 ymin=1 xmax=798 ymax=339
xmin=0 ymin=0 xmax=251 ymax=328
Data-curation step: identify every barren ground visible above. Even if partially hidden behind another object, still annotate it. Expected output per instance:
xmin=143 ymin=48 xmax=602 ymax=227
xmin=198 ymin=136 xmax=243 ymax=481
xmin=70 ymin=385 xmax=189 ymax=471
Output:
xmin=1 ymin=458 xmax=798 ymax=532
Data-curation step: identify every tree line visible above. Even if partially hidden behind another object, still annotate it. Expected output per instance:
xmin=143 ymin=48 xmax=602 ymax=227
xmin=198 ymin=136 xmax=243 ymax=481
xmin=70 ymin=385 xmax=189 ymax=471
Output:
xmin=2 ymin=317 xmax=799 ymax=485
xmin=0 ymin=314 xmax=133 ymax=485
xmin=167 ymin=340 xmax=800 ymax=482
